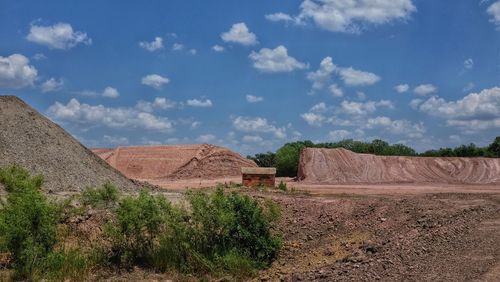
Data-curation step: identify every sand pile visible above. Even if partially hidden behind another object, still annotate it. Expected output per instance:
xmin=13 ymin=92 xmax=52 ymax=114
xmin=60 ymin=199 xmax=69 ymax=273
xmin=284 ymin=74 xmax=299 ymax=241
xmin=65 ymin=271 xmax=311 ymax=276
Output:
xmin=0 ymin=96 xmax=138 ymax=192
xmin=298 ymin=148 xmax=500 ymax=185
xmin=92 ymin=144 xmax=256 ymax=181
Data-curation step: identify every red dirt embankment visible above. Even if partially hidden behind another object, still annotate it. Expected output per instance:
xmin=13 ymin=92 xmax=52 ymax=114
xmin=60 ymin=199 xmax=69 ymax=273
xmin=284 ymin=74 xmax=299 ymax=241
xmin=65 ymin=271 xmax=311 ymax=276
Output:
xmin=92 ymin=144 xmax=256 ymax=181
xmin=298 ymin=148 xmax=500 ymax=185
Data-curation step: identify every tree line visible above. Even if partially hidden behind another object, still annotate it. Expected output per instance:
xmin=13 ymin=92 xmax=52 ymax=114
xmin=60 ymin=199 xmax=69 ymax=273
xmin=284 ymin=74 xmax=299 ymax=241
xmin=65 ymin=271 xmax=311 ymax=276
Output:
xmin=247 ymin=137 xmax=500 ymax=177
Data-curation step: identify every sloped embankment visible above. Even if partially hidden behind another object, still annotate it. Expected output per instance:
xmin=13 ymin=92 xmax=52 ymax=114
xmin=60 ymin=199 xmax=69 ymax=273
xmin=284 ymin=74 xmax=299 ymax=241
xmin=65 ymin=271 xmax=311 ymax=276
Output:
xmin=298 ymin=148 xmax=500 ymax=184
xmin=0 ymin=96 xmax=138 ymax=192
xmin=92 ymin=144 xmax=256 ymax=181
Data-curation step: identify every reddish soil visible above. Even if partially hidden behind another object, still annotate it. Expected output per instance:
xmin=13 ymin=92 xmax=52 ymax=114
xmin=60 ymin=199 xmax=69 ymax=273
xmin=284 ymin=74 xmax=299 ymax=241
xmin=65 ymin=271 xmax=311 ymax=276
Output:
xmin=92 ymin=144 xmax=256 ymax=181
xmin=298 ymin=148 xmax=500 ymax=185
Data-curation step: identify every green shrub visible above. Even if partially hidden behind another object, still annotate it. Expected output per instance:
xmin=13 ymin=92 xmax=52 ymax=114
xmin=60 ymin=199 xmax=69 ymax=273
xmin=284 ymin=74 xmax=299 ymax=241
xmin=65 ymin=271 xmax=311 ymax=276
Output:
xmin=0 ymin=165 xmax=59 ymax=280
xmin=277 ymin=181 xmax=287 ymax=191
xmin=81 ymin=182 xmax=120 ymax=208
xmin=106 ymin=187 xmax=282 ymax=277
xmin=43 ymin=248 xmax=101 ymax=281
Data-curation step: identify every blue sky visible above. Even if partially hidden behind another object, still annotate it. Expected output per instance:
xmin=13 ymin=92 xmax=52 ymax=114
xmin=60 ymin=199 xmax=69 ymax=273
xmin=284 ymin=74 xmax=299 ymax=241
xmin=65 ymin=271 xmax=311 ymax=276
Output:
xmin=1 ymin=0 xmax=500 ymax=155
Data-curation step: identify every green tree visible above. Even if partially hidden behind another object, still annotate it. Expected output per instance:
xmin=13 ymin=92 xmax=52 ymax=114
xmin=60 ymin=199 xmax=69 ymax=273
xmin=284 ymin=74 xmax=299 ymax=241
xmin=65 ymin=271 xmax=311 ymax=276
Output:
xmin=275 ymin=142 xmax=307 ymax=177
xmin=487 ymin=136 xmax=500 ymax=157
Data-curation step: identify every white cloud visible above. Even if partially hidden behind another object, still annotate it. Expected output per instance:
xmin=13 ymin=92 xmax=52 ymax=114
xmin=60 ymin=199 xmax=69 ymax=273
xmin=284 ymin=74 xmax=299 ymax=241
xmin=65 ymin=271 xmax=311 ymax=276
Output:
xmin=186 ymin=99 xmax=213 ymax=107
xmin=0 ymin=54 xmax=38 ymax=88
xmin=328 ymin=84 xmax=343 ymax=97
xmin=221 ymin=22 xmax=258 ymax=46
xmin=366 ymin=116 xmax=426 ymax=138
xmin=328 ymin=129 xmax=352 ymax=141
xmin=301 ymin=112 xmax=325 ymax=127
xmin=307 ymin=56 xmax=379 ymax=92
xmin=338 ymin=67 xmax=380 ymax=86
xmin=394 ymin=84 xmax=409 ymax=93
xmin=357 ymin=91 xmax=367 ymax=100
xmin=47 ymin=98 xmax=173 ymax=131
xmin=41 ymin=78 xmax=63 ymax=93
xmin=32 ymin=53 xmax=46 ymax=61
xmin=102 ymin=86 xmax=119 ymax=98
xmin=188 ymin=49 xmax=197 ymax=55
xmin=196 ymin=134 xmax=216 ymax=143
xmin=26 ymin=23 xmax=91 ymax=49
xmin=413 ymin=84 xmax=437 ymax=96
xmin=265 ymin=12 xmax=297 ymax=23
xmin=246 ymin=95 xmax=263 ymax=103
xmin=310 ymin=102 xmax=328 ymax=112
xmin=306 ymin=56 xmax=336 ymax=90
xmin=271 ymin=0 xmax=416 ymax=33
xmin=212 ymin=45 xmax=225 ymax=52
xmin=249 ymin=45 xmax=307 ymax=73
xmin=418 ymin=87 xmax=500 ymax=130
xmin=242 ymin=135 xmax=264 ymax=143
xmin=232 ymin=116 xmax=286 ymax=138
xmin=409 ymin=98 xmax=423 ymax=110
xmin=141 ymin=74 xmax=169 ymax=89
xmin=487 ymin=1 xmax=500 ymax=26
xmin=172 ymin=43 xmax=184 ymax=51
xmin=463 ymin=58 xmax=474 ymax=69
xmin=139 ymin=36 xmax=164 ymax=51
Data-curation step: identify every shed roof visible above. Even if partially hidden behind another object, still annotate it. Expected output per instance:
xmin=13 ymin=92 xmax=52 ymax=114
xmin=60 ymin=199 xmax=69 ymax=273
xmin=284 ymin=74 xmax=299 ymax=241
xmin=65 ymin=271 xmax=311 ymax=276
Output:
xmin=241 ymin=167 xmax=276 ymax=175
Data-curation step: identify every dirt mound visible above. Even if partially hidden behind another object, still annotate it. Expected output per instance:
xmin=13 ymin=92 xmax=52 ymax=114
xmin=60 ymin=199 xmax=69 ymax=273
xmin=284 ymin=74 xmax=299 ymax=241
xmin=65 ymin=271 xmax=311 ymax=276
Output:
xmin=0 ymin=96 xmax=138 ymax=192
xmin=298 ymin=148 xmax=500 ymax=185
xmin=92 ymin=144 xmax=256 ymax=181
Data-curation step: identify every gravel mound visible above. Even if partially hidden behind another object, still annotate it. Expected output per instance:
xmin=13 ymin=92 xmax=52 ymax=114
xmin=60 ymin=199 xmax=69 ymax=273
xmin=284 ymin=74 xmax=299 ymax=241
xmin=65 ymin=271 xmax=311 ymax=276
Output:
xmin=298 ymin=148 xmax=500 ymax=185
xmin=92 ymin=144 xmax=256 ymax=181
xmin=0 ymin=96 xmax=139 ymax=193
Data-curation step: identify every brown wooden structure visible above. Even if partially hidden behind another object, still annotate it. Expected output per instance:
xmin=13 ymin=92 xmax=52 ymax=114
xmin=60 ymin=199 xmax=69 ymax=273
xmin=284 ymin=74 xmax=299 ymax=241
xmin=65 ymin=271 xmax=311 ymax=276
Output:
xmin=241 ymin=167 xmax=276 ymax=187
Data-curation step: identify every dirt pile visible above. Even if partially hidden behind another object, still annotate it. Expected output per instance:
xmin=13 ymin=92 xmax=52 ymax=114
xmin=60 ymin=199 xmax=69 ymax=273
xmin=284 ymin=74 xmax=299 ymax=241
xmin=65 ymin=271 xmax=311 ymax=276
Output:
xmin=298 ymin=148 xmax=500 ymax=185
xmin=0 ymin=96 xmax=138 ymax=193
xmin=92 ymin=144 xmax=256 ymax=181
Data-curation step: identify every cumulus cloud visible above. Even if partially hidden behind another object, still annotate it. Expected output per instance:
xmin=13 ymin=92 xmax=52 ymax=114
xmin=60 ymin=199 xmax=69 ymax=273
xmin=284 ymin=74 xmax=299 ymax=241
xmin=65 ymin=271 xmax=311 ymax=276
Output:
xmin=307 ymin=57 xmax=379 ymax=91
xmin=306 ymin=56 xmax=336 ymax=90
xmin=488 ymin=1 xmax=500 ymax=26
xmin=196 ymin=134 xmax=216 ymax=143
xmin=418 ymin=87 xmax=500 ymax=130
xmin=413 ymin=84 xmax=437 ymax=96
xmin=212 ymin=45 xmax=225 ymax=52
xmin=26 ymin=23 xmax=91 ymax=49
xmin=102 ymin=86 xmax=119 ymax=98
xmin=232 ymin=116 xmax=286 ymax=139
xmin=301 ymin=99 xmax=394 ymax=127
xmin=172 ymin=43 xmax=184 ymax=51
xmin=328 ymin=129 xmax=352 ymax=141
xmin=135 ymin=97 xmax=176 ymax=112
xmin=242 ymin=135 xmax=264 ymax=143
xmin=186 ymin=98 xmax=213 ymax=107
xmin=249 ymin=45 xmax=307 ymax=73
xmin=366 ymin=116 xmax=426 ymax=138
xmin=246 ymin=95 xmax=263 ymax=103
xmin=47 ymin=98 xmax=173 ymax=131
xmin=268 ymin=0 xmax=416 ymax=33
xmin=139 ymin=36 xmax=164 ymax=51
xmin=221 ymin=23 xmax=258 ymax=46
xmin=394 ymin=84 xmax=409 ymax=93
xmin=141 ymin=74 xmax=169 ymax=89
xmin=463 ymin=58 xmax=474 ymax=70
xmin=328 ymin=84 xmax=344 ymax=97
xmin=0 ymin=54 xmax=38 ymax=88
xmin=41 ymin=78 xmax=63 ymax=93
xmin=409 ymin=98 xmax=423 ymax=110
xmin=301 ymin=112 xmax=325 ymax=127
xmin=338 ymin=67 xmax=380 ymax=86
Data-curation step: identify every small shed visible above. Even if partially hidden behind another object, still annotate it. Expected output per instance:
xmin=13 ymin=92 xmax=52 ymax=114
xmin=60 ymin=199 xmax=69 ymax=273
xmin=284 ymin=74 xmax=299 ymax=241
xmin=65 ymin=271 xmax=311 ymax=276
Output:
xmin=241 ymin=167 xmax=276 ymax=187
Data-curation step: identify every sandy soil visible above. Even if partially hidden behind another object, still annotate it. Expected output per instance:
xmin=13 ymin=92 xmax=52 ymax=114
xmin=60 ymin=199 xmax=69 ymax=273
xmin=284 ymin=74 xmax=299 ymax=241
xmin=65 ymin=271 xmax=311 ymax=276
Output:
xmin=298 ymin=148 xmax=500 ymax=185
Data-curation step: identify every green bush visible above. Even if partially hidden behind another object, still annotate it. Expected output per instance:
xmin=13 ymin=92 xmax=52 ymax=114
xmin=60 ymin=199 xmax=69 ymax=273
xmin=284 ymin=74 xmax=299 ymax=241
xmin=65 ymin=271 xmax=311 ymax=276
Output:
xmin=106 ymin=187 xmax=282 ymax=277
xmin=277 ymin=181 xmax=287 ymax=191
xmin=81 ymin=182 xmax=120 ymax=208
xmin=0 ymin=165 xmax=59 ymax=280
